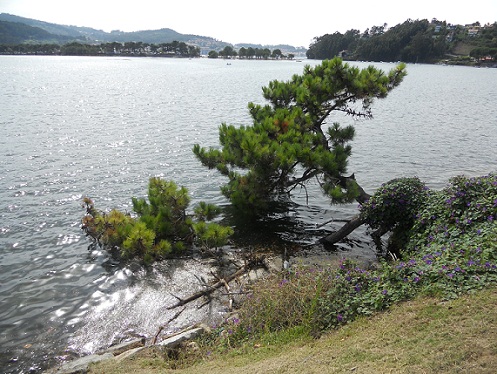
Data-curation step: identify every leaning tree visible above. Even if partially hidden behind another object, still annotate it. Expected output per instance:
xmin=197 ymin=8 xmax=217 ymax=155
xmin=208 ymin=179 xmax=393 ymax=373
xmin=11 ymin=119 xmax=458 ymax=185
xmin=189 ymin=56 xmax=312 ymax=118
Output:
xmin=193 ymin=57 xmax=407 ymax=245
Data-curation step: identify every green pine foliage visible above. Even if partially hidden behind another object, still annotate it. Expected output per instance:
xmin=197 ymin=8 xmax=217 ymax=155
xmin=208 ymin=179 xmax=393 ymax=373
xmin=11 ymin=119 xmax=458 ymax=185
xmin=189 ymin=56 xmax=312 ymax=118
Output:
xmin=81 ymin=178 xmax=233 ymax=264
xmin=193 ymin=58 xmax=406 ymax=216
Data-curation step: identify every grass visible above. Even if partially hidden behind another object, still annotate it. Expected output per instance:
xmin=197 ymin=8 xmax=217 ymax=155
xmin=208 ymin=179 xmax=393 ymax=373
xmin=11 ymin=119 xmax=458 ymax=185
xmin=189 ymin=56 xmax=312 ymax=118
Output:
xmin=89 ymin=285 xmax=497 ymax=373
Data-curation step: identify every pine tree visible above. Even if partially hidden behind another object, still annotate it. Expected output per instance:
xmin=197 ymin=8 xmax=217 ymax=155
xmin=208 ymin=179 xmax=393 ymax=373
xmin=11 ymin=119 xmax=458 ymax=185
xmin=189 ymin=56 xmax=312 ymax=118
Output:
xmin=194 ymin=58 xmax=406 ymax=215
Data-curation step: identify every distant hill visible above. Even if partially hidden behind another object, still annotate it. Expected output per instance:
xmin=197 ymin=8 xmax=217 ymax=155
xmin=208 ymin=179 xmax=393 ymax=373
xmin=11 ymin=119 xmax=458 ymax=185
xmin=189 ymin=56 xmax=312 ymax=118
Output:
xmin=0 ymin=13 xmax=232 ymax=51
xmin=0 ymin=19 xmax=73 ymax=44
xmin=0 ymin=13 xmax=305 ymax=54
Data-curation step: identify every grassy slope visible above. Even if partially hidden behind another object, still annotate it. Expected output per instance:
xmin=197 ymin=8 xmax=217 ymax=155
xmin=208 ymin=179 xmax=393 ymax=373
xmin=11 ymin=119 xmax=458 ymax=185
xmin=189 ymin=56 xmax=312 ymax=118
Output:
xmin=90 ymin=286 xmax=497 ymax=374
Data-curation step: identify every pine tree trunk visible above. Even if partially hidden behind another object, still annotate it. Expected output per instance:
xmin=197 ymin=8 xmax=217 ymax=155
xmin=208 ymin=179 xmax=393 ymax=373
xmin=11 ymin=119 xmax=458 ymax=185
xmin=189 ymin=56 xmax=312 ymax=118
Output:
xmin=318 ymin=214 xmax=365 ymax=246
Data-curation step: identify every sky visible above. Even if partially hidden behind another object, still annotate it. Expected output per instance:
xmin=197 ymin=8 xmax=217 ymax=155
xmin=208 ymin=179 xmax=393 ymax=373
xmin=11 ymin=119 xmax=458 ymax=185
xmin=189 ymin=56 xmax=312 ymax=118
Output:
xmin=0 ymin=0 xmax=496 ymax=47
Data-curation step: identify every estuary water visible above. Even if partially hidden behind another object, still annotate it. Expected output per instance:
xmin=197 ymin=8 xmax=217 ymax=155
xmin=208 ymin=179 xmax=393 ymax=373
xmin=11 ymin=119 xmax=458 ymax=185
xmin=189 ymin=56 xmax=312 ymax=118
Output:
xmin=0 ymin=56 xmax=495 ymax=372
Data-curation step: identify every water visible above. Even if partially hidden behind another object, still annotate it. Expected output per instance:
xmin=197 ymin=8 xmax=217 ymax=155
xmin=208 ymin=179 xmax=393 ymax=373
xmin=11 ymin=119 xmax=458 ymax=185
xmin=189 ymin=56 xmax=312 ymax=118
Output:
xmin=0 ymin=56 xmax=496 ymax=372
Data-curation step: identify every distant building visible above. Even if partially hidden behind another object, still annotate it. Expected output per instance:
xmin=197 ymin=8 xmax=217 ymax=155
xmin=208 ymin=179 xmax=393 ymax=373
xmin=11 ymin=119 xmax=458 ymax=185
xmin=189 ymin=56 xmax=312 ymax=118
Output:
xmin=467 ymin=27 xmax=479 ymax=37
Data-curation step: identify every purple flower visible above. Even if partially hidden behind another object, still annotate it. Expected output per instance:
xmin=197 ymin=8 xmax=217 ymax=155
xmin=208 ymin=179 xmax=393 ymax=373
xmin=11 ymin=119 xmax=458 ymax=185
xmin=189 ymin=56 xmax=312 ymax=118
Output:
xmin=382 ymin=289 xmax=388 ymax=295
xmin=337 ymin=314 xmax=343 ymax=322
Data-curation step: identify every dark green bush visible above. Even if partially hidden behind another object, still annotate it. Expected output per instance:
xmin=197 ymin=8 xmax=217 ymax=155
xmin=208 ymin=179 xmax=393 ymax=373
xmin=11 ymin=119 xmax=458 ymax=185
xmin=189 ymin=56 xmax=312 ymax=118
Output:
xmin=82 ymin=178 xmax=233 ymax=263
xmin=361 ymin=176 xmax=429 ymax=232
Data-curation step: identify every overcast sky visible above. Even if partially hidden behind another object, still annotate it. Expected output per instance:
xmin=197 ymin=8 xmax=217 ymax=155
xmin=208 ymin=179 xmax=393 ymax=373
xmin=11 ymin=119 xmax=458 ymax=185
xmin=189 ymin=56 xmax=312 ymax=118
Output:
xmin=1 ymin=0 xmax=495 ymax=46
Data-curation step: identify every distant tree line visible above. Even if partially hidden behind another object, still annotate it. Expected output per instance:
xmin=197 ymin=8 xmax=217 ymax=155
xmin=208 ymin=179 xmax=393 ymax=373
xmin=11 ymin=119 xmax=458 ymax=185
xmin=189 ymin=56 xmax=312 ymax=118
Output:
xmin=306 ymin=19 xmax=497 ymax=63
xmin=0 ymin=40 xmax=201 ymax=57
xmin=208 ymin=45 xmax=295 ymax=60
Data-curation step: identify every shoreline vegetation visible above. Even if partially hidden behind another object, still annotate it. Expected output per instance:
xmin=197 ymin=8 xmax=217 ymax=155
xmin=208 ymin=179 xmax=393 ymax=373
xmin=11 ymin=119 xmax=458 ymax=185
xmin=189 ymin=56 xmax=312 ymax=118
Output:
xmin=1 ymin=19 xmax=496 ymax=66
xmin=1 ymin=40 xmax=495 ymax=68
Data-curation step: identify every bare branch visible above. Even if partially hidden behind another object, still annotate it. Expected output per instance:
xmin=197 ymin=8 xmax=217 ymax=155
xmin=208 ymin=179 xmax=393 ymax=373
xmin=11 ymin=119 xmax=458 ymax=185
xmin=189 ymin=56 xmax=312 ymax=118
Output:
xmin=152 ymin=306 xmax=187 ymax=344
xmin=167 ymin=260 xmax=263 ymax=310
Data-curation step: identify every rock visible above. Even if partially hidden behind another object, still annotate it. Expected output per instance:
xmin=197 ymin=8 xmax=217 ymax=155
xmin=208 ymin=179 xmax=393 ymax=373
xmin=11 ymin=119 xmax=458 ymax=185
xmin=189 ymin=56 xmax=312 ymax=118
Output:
xmin=247 ymin=267 xmax=268 ymax=282
xmin=113 ymin=346 xmax=147 ymax=362
xmin=157 ymin=326 xmax=206 ymax=349
xmin=104 ymin=337 xmax=145 ymax=356
xmin=45 ymin=325 xmax=210 ymax=372
xmin=44 ymin=353 xmax=114 ymax=373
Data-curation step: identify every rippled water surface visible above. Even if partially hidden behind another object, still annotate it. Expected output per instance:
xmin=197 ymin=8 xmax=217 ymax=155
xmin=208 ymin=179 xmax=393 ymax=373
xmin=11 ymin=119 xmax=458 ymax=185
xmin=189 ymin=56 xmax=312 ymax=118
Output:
xmin=0 ymin=56 xmax=496 ymax=372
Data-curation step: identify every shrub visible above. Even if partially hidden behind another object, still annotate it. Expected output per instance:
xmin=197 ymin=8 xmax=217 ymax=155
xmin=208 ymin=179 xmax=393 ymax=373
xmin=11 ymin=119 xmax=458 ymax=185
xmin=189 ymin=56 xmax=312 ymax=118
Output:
xmin=81 ymin=178 xmax=233 ymax=263
xmin=360 ymin=177 xmax=430 ymax=254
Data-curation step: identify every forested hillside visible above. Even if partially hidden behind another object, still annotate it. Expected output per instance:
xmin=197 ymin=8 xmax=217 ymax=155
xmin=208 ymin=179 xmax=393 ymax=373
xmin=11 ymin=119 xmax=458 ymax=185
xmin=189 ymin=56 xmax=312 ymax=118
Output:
xmin=307 ymin=19 xmax=497 ymax=64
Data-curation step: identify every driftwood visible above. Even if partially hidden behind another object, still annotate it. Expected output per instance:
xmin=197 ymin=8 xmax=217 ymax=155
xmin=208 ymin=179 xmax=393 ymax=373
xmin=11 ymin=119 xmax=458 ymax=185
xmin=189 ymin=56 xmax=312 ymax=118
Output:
xmin=167 ymin=260 xmax=261 ymax=310
xmin=152 ymin=259 xmax=262 ymax=344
